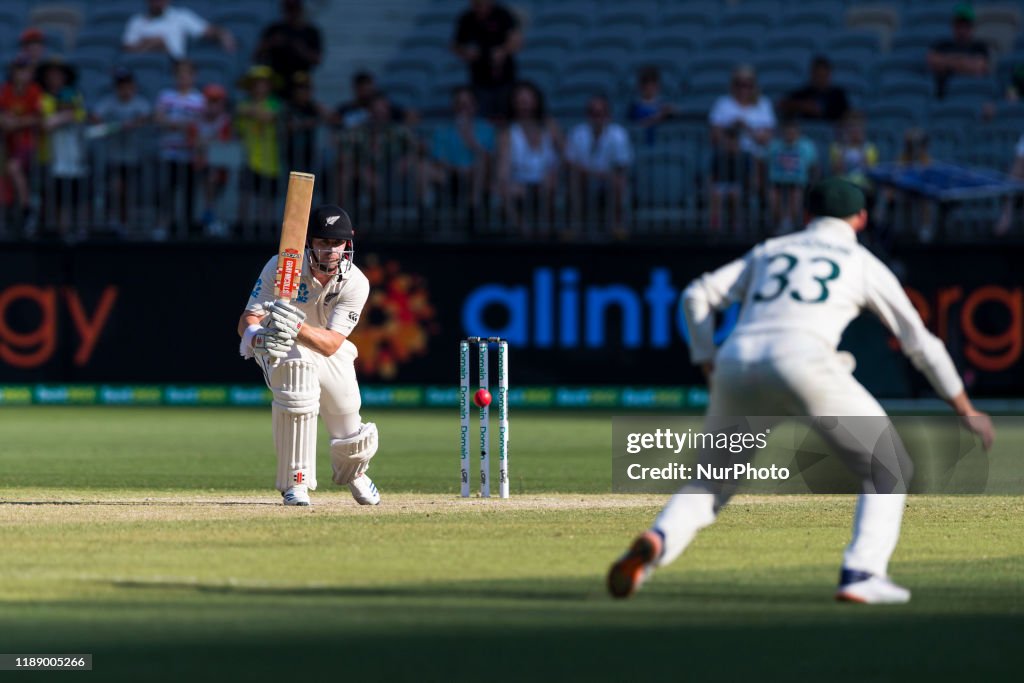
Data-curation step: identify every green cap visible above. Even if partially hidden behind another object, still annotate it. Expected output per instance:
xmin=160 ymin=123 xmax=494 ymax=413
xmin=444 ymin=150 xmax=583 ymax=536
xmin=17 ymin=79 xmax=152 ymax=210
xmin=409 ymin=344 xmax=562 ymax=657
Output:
xmin=806 ymin=178 xmax=866 ymax=218
xmin=953 ymin=3 xmax=975 ymax=22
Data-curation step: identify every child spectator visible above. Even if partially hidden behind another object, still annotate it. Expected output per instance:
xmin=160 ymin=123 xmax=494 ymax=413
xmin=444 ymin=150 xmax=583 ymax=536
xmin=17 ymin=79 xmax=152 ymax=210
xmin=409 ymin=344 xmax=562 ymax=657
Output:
xmin=284 ymin=71 xmax=325 ymax=173
xmin=708 ymin=124 xmax=752 ymax=233
xmin=236 ymin=65 xmax=283 ymax=236
xmin=766 ymin=119 xmax=818 ymax=233
xmin=154 ymin=59 xmax=205 ymax=239
xmin=195 ymin=83 xmax=232 ymax=237
xmin=18 ymin=28 xmax=48 ymax=70
xmin=829 ymin=112 xmax=878 ymax=195
xmin=627 ymin=66 xmax=677 ymax=142
xmin=92 ymin=68 xmax=152 ymax=232
xmin=0 ymin=54 xmax=42 ymax=234
xmin=38 ymin=57 xmax=87 ymax=240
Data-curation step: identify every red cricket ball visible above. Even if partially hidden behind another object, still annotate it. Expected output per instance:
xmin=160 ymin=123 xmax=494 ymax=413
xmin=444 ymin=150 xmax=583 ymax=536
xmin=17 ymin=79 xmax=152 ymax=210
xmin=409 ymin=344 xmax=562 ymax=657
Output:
xmin=473 ymin=389 xmax=492 ymax=408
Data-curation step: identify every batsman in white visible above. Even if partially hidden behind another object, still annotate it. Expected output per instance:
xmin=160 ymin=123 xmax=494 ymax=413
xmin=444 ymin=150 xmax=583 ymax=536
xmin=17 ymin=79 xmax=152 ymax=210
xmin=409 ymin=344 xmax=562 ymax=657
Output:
xmin=608 ymin=178 xmax=995 ymax=604
xmin=237 ymin=205 xmax=380 ymax=506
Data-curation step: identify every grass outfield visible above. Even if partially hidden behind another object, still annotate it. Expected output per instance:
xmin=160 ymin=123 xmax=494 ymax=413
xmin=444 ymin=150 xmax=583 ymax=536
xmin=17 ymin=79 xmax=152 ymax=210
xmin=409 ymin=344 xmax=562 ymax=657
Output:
xmin=1 ymin=408 xmax=1021 ymax=681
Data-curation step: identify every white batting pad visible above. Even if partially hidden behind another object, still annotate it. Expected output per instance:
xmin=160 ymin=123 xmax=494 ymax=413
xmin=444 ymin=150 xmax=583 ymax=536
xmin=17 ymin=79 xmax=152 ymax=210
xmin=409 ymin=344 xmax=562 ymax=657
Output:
xmin=272 ymin=359 xmax=320 ymax=492
xmin=330 ymin=422 xmax=379 ymax=485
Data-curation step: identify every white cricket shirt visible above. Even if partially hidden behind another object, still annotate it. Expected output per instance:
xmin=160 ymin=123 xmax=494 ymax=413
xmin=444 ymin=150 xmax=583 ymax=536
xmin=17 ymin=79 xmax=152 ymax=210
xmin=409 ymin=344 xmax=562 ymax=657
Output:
xmin=245 ymin=255 xmax=370 ymax=338
xmin=682 ymin=217 xmax=964 ymax=399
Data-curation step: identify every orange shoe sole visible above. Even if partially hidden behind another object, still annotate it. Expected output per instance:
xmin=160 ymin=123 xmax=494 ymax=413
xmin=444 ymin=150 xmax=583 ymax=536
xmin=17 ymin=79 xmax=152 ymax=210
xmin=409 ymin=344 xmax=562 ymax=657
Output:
xmin=607 ymin=531 xmax=662 ymax=599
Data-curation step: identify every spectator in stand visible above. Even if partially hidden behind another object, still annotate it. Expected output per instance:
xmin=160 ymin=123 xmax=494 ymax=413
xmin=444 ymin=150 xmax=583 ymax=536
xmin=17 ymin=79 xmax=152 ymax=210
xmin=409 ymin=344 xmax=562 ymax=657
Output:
xmin=452 ymin=0 xmax=522 ymax=120
xmin=497 ymin=81 xmax=562 ymax=236
xmin=333 ymin=71 xmax=407 ymax=130
xmin=91 ymin=68 xmax=152 ymax=233
xmin=236 ymin=65 xmax=283 ymax=236
xmin=566 ymin=94 xmax=633 ymax=238
xmin=425 ymin=85 xmax=495 ymax=213
xmin=927 ymin=3 xmax=990 ymax=100
xmin=708 ymin=124 xmax=752 ymax=234
xmin=284 ymin=71 xmax=325 ymax=173
xmin=777 ymin=56 xmax=850 ymax=122
xmin=38 ymin=57 xmax=87 ymax=241
xmin=123 ymin=0 xmax=235 ymax=61
xmin=710 ymin=65 xmax=775 ymax=159
xmin=154 ymin=59 xmax=205 ymax=239
xmin=195 ymin=84 xmax=232 ymax=237
xmin=627 ymin=66 xmax=678 ymax=144
xmin=995 ymin=134 xmax=1024 ymax=236
xmin=254 ymin=0 xmax=322 ymax=96
xmin=829 ymin=111 xmax=878 ymax=196
xmin=18 ymin=28 xmax=49 ymax=70
xmin=336 ymin=92 xmax=418 ymax=218
xmin=766 ymin=119 xmax=818 ymax=233
xmin=0 ymin=54 xmax=42 ymax=234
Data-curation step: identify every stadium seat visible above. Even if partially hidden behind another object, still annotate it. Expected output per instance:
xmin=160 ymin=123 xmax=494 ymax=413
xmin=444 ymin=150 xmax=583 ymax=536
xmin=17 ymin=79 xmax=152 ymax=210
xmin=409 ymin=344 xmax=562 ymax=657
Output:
xmin=579 ymin=33 xmax=637 ymax=64
xmin=532 ymin=7 xmax=592 ymax=35
xmin=873 ymin=54 xmax=929 ymax=79
xmin=781 ymin=2 xmax=841 ymax=31
xmin=596 ymin=4 xmax=655 ymax=34
xmin=974 ymin=22 xmax=1018 ymax=57
xmin=525 ymin=28 xmax=578 ymax=52
xmin=845 ymin=4 xmax=899 ymax=33
xmin=686 ymin=70 xmax=733 ymax=99
xmin=975 ymin=4 xmax=1021 ymax=31
xmin=754 ymin=57 xmax=805 ymax=84
xmin=762 ymin=32 xmax=820 ymax=56
xmin=560 ymin=57 xmax=622 ymax=90
xmin=551 ymin=80 xmax=608 ymax=118
xmin=865 ymin=100 xmax=925 ymax=126
xmin=705 ymin=27 xmax=761 ymax=54
xmin=878 ymin=72 xmax=934 ymax=99
xmin=757 ymin=72 xmax=801 ymax=99
xmin=827 ymin=32 xmax=881 ymax=64
xmin=661 ymin=4 xmax=719 ymax=31
xmin=943 ymin=78 xmax=999 ymax=101
xmin=641 ymin=29 xmax=700 ymax=59
xmin=414 ymin=7 xmax=458 ymax=31
xmin=721 ymin=2 xmax=780 ymax=32
xmin=928 ymin=101 xmax=982 ymax=128
xmin=845 ymin=5 xmax=899 ymax=51
xmin=29 ymin=5 xmax=83 ymax=52
xmin=901 ymin=5 xmax=956 ymax=31
xmin=517 ymin=56 xmax=560 ymax=95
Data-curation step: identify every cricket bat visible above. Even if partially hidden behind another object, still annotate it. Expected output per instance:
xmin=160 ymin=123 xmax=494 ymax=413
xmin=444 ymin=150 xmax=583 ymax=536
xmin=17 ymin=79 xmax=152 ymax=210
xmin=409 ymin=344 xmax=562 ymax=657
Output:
xmin=274 ymin=171 xmax=316 ymax=306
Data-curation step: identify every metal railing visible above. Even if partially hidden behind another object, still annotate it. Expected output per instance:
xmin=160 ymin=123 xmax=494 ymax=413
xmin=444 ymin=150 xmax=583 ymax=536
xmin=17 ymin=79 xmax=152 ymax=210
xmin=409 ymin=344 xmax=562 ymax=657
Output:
xmin=1 ymin=120 xmax=1020 ymax=243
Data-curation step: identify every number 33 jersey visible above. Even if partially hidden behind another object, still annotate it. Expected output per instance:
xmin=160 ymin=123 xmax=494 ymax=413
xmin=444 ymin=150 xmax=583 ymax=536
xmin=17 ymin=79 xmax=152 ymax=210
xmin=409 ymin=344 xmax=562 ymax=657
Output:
xmin=683 ymin=217 xmax=963 ymax=399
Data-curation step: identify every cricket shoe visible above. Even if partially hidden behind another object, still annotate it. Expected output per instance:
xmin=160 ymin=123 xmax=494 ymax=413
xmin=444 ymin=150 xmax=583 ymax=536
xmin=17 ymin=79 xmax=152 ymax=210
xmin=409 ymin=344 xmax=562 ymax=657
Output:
xmin=835 ymin=568 xmax=911 ymax=604
xmin=282 ymin=485 xmax=311 ymax=506
xmin=607 ymin=530 xmax=664 ymax=599
xmin=348 ymin=474 xmax=381 ymax=506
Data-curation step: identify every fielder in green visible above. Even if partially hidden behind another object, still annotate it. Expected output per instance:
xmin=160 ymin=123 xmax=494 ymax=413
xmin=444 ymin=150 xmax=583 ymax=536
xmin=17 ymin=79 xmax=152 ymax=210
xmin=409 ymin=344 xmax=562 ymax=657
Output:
xmin=608 ymin=178 xmax=995 ymax=604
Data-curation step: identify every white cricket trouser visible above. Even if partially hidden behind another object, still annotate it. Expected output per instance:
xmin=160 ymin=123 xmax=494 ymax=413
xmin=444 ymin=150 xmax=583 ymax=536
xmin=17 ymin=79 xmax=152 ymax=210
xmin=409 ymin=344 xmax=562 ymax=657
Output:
xmin=654 ymin=341 xmax=907 ymax=578
xmin=258 ymin=339 xmax=364 ymax=491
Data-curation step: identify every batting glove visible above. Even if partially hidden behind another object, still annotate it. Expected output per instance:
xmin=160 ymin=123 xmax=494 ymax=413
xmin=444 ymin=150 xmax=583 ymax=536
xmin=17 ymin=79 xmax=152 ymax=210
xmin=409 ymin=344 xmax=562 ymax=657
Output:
xmin=265 ymin=300 xmax=306 ymax=339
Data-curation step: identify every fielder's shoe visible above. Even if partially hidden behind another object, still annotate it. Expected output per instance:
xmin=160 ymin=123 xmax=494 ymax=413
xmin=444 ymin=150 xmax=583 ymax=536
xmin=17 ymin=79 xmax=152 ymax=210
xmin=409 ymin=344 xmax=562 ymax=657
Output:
xmin=282 ymin=485 xmax=311 ymax=506
xmin=835 ymin=568 xmax=911 ymax=604
xmin=607 ymin=530 xmax=664 ymax=599
xmin=348 ymin=474 xmax=381 ymax=506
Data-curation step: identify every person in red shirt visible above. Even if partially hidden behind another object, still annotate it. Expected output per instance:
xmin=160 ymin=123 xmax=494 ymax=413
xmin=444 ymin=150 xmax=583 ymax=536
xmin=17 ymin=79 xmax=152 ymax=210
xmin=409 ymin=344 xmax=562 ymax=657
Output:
xmin=0 ymin=54 xmax=42 ymax=232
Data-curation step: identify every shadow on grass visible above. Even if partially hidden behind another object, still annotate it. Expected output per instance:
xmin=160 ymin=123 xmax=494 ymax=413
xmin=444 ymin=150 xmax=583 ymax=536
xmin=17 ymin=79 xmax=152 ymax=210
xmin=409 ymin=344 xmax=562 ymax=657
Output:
xmin=1 ymin=580 xmax=1019 ymax=683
